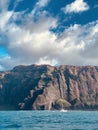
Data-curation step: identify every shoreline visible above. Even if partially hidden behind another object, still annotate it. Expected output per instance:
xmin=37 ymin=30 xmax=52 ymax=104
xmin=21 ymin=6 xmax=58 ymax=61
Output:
xmin=1 ymin=107 xmax=98 ymax=111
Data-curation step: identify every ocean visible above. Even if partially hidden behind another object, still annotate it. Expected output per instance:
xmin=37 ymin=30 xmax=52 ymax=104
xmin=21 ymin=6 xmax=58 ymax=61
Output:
xmin=0 ymin=111 xmax=98 ymax=130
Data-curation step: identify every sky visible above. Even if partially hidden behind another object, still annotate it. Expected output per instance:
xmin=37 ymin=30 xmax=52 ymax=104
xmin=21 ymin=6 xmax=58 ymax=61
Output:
xmin=0 ymin=0 xmax=98 ymax=70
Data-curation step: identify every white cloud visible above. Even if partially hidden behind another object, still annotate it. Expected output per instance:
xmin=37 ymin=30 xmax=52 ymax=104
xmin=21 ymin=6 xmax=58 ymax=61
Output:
xmin=0 ymin=0 xmax=98 ymax=71
xmin=62 ymin=0 xmax=89 ymax=13
xmin=0 ymin=11 xmax=13 ymax=31
xmin=0 ymin=19 xmax=98 ymax=70
xmin=0 ymin=65 xmax=4 ymax=70
xmin=37 ymin=57 xmax=57 ymax=66
xmin=0 ymin=0 xmax=10 ymax=10
xmin=36 ymin=0 xmax=50 ymax=8
xmin=0 ymin=1 xmax=57 ymax=70
xmin=31 ymin=0 xmax=50 ymax=16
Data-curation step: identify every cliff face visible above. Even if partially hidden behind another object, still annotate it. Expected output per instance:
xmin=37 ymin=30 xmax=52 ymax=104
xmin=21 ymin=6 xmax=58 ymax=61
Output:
xmin=0 ymin=64 xmax=98 ymax=110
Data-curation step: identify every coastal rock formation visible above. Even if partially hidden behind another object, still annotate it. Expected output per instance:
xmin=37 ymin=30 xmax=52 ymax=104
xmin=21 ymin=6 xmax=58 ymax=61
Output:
xmin=0 ymin=64 xmax=98 ymax=110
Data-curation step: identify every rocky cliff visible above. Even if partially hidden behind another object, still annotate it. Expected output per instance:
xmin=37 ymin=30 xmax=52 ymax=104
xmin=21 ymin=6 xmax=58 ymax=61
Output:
xmin=0 ymin=64 xmax=98 ymax=110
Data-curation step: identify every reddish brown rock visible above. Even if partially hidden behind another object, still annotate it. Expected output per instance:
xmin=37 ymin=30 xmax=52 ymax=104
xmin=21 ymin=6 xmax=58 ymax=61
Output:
xmin=0 ymin=64 xmax=98 ymax=110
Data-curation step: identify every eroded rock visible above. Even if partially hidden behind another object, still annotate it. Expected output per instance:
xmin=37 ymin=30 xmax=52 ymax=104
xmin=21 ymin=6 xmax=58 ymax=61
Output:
xmin=0 ymin=64 xmax=98 ymax=110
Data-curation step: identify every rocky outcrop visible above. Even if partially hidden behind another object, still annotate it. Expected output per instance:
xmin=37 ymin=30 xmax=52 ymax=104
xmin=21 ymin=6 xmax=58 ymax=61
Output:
xmin=0 ymin=64 xmax=98 ymax=110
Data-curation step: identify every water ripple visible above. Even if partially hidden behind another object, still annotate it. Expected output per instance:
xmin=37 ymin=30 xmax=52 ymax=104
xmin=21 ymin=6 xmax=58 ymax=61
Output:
xmin=0 ymin=111 xmax=98 ymax=130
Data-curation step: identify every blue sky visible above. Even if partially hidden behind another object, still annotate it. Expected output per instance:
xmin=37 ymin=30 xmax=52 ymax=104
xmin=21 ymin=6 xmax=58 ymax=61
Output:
xmin=0 ymin=0 xmax=98 ymax=70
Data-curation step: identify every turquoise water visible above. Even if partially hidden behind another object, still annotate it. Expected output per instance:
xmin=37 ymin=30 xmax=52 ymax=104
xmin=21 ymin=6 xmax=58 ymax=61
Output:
xmin=0 ymin=111 xmax=98 ymax=130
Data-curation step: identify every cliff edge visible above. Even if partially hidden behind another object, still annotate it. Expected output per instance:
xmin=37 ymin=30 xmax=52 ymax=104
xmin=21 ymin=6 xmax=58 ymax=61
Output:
xmin=0 ymin=64 xmax=98 ymax=110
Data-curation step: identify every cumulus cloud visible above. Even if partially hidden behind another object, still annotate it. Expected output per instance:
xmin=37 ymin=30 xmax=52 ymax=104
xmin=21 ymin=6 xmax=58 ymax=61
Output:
xmin=0 ymin=0 xmax=10 ymax=10
xmin=0 ymin=0 xmax=98 ymax=71
xmin=36 ymin=0 xmax=50 ymax=8
xmin=56 ymin=21 xmax=98 ymax=65
xmin=0 ymin=0 xmax=57 ymax=70
xmin=31 ymin=0 xmax=50 ymax=16
xmin=62 ymin=0 xmax=89 ymax=13
xmin=1 ymin=19 xmax=98 ymax=70
xmin=0 ymin=65 xmax=4 ymax=70
xmin=0 ymin=11 xmax=13 ymax=31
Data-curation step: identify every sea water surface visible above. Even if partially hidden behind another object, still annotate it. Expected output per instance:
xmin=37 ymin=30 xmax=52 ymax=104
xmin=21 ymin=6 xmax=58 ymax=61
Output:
xmin=0 ymin=110 xmax=98 ymax=130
